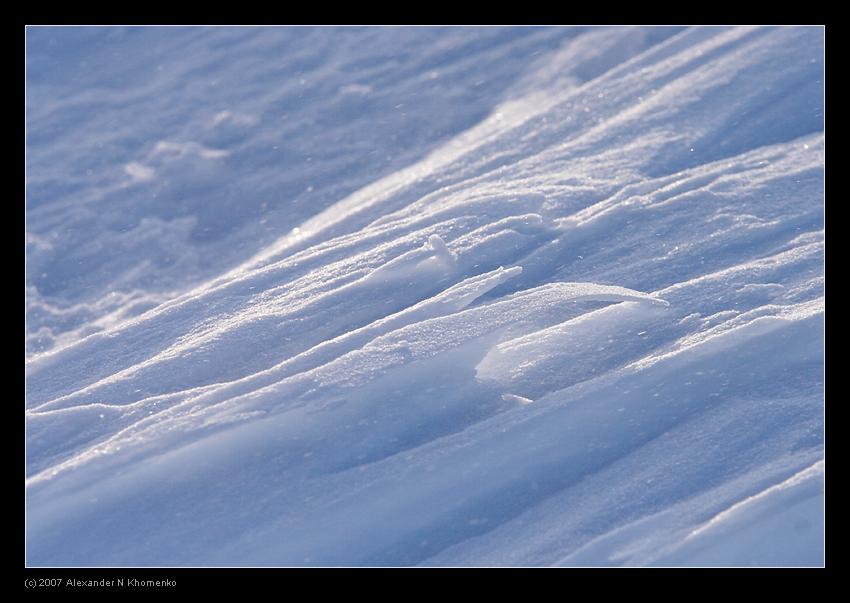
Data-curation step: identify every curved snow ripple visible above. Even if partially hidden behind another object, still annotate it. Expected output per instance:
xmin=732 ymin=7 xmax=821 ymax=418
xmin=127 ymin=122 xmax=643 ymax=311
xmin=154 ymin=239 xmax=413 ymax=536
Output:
xmin=25 ymin=26 xmax=823 ymax=566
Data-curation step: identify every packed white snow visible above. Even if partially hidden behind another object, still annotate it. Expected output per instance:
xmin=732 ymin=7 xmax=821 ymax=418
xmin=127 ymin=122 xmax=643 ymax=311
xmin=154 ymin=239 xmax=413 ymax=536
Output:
xmin=25 ymin=25 xmax=824 ymax=567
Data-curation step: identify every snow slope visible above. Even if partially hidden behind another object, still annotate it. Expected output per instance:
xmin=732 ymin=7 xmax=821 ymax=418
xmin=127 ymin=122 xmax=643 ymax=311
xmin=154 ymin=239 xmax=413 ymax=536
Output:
xmin=25 ymin=26 xmax=824 ymax=567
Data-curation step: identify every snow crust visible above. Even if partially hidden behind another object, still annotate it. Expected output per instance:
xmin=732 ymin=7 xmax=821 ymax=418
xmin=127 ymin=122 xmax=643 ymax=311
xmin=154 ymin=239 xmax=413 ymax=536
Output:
xmin=26 ymin=26 xmax=824 ymax=566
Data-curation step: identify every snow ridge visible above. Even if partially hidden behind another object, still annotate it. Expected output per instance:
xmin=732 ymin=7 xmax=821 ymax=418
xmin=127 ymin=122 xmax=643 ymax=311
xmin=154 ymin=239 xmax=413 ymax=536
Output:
xmin=26 ymin=26 xmax=823 ymax=566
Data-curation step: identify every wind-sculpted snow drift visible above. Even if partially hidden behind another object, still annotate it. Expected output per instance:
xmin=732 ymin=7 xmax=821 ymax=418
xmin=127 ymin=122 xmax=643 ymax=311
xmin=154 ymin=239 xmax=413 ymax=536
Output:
xmin=25 ymin=26 xmax=824 ymax=566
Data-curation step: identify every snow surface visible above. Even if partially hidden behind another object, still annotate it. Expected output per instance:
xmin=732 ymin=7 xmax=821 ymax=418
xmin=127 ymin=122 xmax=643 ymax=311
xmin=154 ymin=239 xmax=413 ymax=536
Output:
xmin=25 ymin=26 xmax=824 ymax=567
